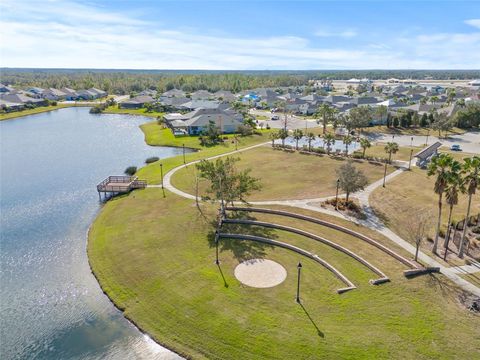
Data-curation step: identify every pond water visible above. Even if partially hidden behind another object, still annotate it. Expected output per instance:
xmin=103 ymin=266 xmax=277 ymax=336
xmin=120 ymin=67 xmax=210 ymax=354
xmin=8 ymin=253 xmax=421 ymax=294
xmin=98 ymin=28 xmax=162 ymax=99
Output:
xmin=0 ymin=107 xmax=183 ymax=359
xmin=275 ymin=136 xmax=360 ymax=154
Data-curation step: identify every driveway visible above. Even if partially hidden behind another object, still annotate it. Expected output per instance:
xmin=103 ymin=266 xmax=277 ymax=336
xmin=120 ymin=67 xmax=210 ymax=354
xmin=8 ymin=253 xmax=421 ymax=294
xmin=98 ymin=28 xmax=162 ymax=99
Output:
xmin=366 ymin=130 xmax=480 ymax=154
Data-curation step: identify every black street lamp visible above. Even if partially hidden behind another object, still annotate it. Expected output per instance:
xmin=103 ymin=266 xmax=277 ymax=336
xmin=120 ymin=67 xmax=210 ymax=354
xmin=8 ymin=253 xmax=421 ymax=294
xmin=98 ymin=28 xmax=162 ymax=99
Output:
xmin=408 ymin=136 xmax=414 ymax=170
xmin=215 ymin=230 xmax=220 ymax=265
xmin=296 ymin=262 xmax=302 ymax=303
xmin=182 ymin=143 xmax=186 ymax=164
xmin=160 ymin=163 xmax=164 ymax=189
xmin=335 ymin=179 xmax=340 ymax=210
xmin=382 ymin=160 xmax=388 ymax=188
xmin=425 ymin=129 xmax=430 ymax=147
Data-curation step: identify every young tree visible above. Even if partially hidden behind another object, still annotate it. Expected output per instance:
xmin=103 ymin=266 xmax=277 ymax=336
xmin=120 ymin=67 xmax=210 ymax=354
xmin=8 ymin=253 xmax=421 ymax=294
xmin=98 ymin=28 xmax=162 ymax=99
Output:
xmin=384 ymin=142 xmax=399 ymax=164
xmin=201 ymin=120 xmax=222 ymax=146
xmin=269 ymin=131 xmax=279 ymax=147
xmin=458 ymin=156 xmax=480 ymax=258
xmin=359 ymin=138 xmax=371 ymax=158
xmin=278 ymin=128 xmax=289 ymax=147
xmin=406 ymin=211 xmax=433 ymax=262
xmin=196 ymin=157 xmax=261 ymax=207
xmin=292 ymin=129 xmax=303 ymax=150
xmin=336 ymin=161 xmax=368 ymax=204
xmin=427 ymin=153 xmax=454 ymax=254
xmin=323 ymin=133 xmax=335 ymax=154
xmin=306 ymin=132 xmax=316 ymax=152
xmin=349 ymin=106 xmax=372 ymax=134
xmin=343 ymin=134 xmax=353 ymax=155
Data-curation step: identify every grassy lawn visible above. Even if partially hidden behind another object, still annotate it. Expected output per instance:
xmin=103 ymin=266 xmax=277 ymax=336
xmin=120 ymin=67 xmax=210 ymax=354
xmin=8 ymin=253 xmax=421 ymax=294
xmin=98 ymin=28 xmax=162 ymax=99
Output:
xmin=136 ymin=128 xmax=272 ymax=184
xmin=0 ymin=104 xmax=82 ymax=121
xmin=102 ymin=105 xmax=165 ymax=118
xmin=88 ymin=189 xmax=480 ymax=360
xmin=362 ymin=126 xmax=466 ymax=136
xmin=370 ymin=167 xmax=480 ymax=260
xmin=172 ymin=146 xmax=397 ymax=201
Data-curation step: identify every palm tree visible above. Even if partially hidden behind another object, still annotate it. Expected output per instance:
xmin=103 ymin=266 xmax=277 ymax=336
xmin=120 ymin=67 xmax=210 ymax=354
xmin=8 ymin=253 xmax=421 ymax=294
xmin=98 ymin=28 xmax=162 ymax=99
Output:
xmin=306 ymin=132 xmax=316 ymax=152
xmin=315 ymin=103 xmax=335 ymax=134
xmin=430 ymin=96 xmax=439 ymax=106
xmin=278 ymin=128 xmax=289 ymax=147
xmin=343 ymin=135 xmax=353 ymax=155
xmin=427 ymin=154 xmax=454 ymax=254
xmin=458 ymin=156 xmax=480 ymax=258
xmin=384 ymin=142 xmax=399 ymax=164
xmin=323 ymin=133 xmax=335 ymax=154
xmin=444 ymin=161 xmax=462 ymax=249
xmin=269 ymin=131 xmax=279 ymax=147
xmin=292 ymin=129 xmax=303 ymax=150
xmin=382 ymin=142 xmax=399 ymax=187
xmin=359 ymin=138 xmax=371 ymax=158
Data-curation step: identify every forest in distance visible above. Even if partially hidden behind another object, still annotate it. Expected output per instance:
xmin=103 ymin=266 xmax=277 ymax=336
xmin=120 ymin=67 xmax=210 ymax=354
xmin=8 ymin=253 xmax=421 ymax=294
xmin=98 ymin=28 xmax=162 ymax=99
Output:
xmin=2 ymin=68 xmax=479 ymax=95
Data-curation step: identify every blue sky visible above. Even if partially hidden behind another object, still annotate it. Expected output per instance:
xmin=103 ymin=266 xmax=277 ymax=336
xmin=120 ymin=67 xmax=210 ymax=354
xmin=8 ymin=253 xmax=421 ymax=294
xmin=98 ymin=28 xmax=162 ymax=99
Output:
xmin=1 ymin=0 xmax=479 ymax=69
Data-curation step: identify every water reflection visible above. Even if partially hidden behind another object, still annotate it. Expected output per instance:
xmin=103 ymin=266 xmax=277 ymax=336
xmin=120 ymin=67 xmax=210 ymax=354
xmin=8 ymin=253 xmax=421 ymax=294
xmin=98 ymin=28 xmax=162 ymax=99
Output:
xmin=0 ymin=107 xmax=183 ymax=359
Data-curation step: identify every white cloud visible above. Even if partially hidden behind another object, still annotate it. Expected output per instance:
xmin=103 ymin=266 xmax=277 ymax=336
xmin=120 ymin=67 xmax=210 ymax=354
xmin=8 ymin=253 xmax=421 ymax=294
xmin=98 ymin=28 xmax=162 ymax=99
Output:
xmin=465 ymin=19 xmax=480 ymax=29
xmin=0 ymin=0 xmax=479 ymax=70
xmin=314 ymin=29 xmax=357 ymax=38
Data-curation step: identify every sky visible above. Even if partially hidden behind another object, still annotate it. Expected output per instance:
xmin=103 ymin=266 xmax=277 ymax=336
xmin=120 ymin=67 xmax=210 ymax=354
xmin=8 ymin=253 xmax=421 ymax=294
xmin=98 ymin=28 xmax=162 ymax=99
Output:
xmin=1 ymin=0 xmax=479 ymax=70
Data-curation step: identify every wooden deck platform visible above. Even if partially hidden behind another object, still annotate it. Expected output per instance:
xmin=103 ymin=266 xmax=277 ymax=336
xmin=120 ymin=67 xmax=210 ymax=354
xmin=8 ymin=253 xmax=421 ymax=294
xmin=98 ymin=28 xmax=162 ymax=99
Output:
xmin=97 ymin=175 xmax=147 ymax=200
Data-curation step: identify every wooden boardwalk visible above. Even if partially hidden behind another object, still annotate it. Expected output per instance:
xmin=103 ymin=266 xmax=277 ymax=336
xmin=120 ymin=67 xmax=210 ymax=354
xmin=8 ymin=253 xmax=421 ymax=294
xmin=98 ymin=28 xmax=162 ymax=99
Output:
xmin=97 ymin=175 xmax=147 ymax=200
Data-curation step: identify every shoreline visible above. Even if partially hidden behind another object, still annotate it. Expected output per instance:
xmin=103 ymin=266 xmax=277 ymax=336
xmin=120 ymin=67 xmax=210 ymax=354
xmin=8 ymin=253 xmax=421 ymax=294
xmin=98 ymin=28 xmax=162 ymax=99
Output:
xmin=0 ymin=103 xmax=93 ymax=121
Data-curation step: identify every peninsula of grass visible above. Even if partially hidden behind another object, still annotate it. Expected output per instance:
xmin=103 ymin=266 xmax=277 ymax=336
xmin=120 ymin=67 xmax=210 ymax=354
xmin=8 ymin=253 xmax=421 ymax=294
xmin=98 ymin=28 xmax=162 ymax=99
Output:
xmin=88 ymin=189 xmax=480 ymax=360
xmin=102 ymin=105 xmax=165 ymax=118
xmin=361 ymin=125 xmax=466 ymax=136
xmin=0 ymin=103 xmax=83 ymax=121
xmin=171 ymin=146 xmax=395 ymax=201
xmin=136 ymin=126 xmax=272 ymax=184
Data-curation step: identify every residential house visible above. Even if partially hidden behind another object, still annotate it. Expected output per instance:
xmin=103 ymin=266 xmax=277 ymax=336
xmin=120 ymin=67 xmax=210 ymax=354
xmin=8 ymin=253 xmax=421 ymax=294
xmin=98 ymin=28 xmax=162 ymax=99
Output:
xmin=60 ymin=88 xmax=78 ymax=100
xmin=0 ymin=93 xmax=48 ymax=106
xmin=190 ymin=90 xmax=213 ymax=100
xmin=119 ymin=95 xmax=155 ymax=109
xmin=167 ymin=108 xmax=243 ymax=135
xmin=0 ymin=99 xmax=24 ymax=111
xmin=42 ymin=88 xmax=67 ymax=101
xmin=0 ymin=83 xmax=14 ymax=93
xmin=162 ymin=89 xmax=186 ymax=98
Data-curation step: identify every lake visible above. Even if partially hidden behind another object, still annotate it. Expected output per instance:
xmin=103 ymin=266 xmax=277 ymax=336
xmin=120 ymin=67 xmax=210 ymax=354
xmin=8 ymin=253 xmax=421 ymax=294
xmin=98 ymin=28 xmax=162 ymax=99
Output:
xmin=0 ymin=107 xmax=183 ymax=359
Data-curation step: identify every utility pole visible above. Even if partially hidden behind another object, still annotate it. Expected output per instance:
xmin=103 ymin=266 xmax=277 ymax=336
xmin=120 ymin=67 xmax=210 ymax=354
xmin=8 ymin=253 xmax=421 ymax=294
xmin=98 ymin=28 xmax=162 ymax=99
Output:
xmin=160 ymin=163 xmax=164 ymax=189
xmin=335 ymin=179 xmax=340 ymax=210
xmin=408 ymin=136 xmax=414 ymax=170
xmin=296 ymin=262 xmax=302 ymax=303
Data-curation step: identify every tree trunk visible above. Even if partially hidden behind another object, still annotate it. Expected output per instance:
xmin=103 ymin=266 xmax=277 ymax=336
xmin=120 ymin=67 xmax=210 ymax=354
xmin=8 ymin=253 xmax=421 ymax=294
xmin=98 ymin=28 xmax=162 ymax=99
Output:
xmin=296 ymin=140 xmax=299 ymax=150
xmin=444 ymin=204 xmax=454 ymax=248
xmin=363 ymin=148 xmax=366 ymax=158
xmin=346 ymin=191 xmax=350 ymax=204
xmin=415 ymin=241 xmax=420 ymax=262
xmin=433 ymin=192 xmax=443 ymax=254
xmin=458 ymin=194 xmax=472 ymax=258
xmin=323 ymin=118 xmax=326 ymax=134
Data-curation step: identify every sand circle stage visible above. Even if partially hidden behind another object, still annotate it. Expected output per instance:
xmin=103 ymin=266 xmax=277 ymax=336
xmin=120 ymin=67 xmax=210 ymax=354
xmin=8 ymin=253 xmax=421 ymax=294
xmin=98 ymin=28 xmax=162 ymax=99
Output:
xmin=234 ymin=259 xmax=287 ymax=288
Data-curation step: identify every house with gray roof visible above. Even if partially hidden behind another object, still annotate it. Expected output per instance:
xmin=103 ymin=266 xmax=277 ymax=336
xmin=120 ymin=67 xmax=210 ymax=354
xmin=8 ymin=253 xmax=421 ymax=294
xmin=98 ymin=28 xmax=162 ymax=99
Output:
xmin=0 ymin=93 xmax=48 ymax=106
xmin=162 ymin=89 xmax=186 ymax=98
xmin=190 ymin=90 xmax=213 ymax=100
xmin=42 ymin=88 xmax=67 ymax=101
xmin=119 ymin=95 xmax=155 ymax=109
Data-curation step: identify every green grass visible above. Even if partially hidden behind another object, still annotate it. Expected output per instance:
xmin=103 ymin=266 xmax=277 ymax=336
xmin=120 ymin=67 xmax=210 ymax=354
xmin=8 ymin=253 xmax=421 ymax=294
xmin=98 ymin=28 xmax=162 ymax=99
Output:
xmin=172 ymin=146 xmax=395 ymax=201
xmin=370 ymin=167 xmax=480 ymax=264
xmin=0 ymin=104 xmax=84 ymax=121
xmin=102 ymin=105 xmax=165 ymax=118
xmin=136 ymin=127 xmax=272 ymax=184
xmin=88 ymin=189 xmax=480 ymax=360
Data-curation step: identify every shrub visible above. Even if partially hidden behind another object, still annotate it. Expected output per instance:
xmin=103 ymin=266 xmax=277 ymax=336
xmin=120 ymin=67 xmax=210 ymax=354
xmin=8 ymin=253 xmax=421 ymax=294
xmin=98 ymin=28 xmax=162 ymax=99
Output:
xmin=352 ymin=152 xmax=363 ymax=159
xmin=314 ymin=147 xmax=326 ymax=154
xmin=472 ymin=226 xmax=480 ymax=234
xmin=50 ymin=101 xmax=57 ymax=106
xmin=266 ymin=124 xmax=271 ymax=129
xmin=145 ymin=156 xmax=159 ymax=164
xmin=124 ymin=166 xmax=137 ymax=176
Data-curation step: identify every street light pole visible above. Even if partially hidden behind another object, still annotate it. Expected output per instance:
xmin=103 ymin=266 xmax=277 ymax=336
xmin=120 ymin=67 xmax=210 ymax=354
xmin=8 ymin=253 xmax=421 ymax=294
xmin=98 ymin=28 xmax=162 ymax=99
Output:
xmin=182 ymin=143 xmax=186 ymax=164
xmin=425 ymin=129 xmax=430 ymax=147
xmin=382 ymin=160 xmax=388 ymax=188
xmin=335 ymin=179 xmax=340 ymax=210
xmin=160 ymin=163 xmax=164 ymax=189
xmin=296 ymin=262 xmax=302 ymax=303
xmin=408 ymin=136 xmax=413 ymax=170
xmin=215 ymin=231 xmax=220 ymax=265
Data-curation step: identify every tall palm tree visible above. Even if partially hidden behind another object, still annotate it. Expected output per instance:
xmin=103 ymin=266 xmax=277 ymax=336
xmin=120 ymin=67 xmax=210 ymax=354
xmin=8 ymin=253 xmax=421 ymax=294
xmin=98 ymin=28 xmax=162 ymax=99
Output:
xmin=323 ymin=133 xmax=335 ymax=154
xmin=427 ymin=153 xmax=454 ymax=254
xmin=306 ymin=132 xmax=316 ymax=152
xmin=359 ymin=138 xmax=371 ymax=158
xmin=315 ymin=103 xmax=335 ymax=134
xmin=458 ymin=156 xmax=480 ymax=258
xmin=444 ymin=161 xmax=462 ymax=248
xmin=343 ymin=135 xmax=353 ymax=155
xmin=269 ymin=131 xmax=279 ymax=147
xmin=292 ymin=129 xmax=303 ymax=150
xmin=382 ymin=142 xmax=399 ymax=187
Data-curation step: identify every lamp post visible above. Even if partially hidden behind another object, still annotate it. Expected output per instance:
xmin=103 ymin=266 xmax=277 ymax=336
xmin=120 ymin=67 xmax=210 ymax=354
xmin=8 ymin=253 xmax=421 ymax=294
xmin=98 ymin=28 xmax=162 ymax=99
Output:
xmin=335 ymin=179 xmax=340 ymax=210
xmin=215 ymin=230 xmax=220 ymax=265
xmin=408 ymin=136 xmax=414 ymax=170
xmin=296 ymin=262 xmax=302 ymax=303
xmin=182 ymin=143 xmax=186 ymax=164
xmin=425 ymin=129 xmax=430 ymax=147
xmin=160 ymin=163 xmax=164 ymax=189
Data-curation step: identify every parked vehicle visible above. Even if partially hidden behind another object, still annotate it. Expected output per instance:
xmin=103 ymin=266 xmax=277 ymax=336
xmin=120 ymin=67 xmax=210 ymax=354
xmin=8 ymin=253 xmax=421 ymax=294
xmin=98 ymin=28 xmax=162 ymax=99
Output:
xmin=271 ymin=115 xmax=280 ymax=120
xmin=450 ymin=144 xmax=462 ymax=151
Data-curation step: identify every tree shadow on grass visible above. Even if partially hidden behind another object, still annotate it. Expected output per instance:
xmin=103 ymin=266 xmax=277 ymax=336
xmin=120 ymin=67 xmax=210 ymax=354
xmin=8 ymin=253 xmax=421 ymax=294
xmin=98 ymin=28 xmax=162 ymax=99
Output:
xmin=207 ymin=211 xmax=277 ymax=262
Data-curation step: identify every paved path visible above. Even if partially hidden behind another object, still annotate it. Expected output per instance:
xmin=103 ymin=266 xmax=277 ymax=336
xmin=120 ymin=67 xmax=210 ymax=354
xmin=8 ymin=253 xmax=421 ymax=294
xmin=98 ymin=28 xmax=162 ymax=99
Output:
xmin=155 ymin=143 xmax=480 ymax=296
